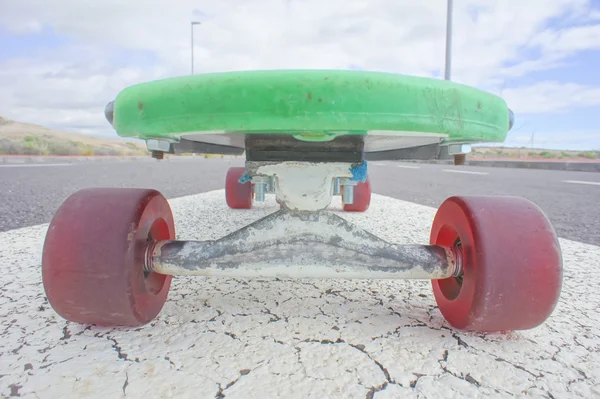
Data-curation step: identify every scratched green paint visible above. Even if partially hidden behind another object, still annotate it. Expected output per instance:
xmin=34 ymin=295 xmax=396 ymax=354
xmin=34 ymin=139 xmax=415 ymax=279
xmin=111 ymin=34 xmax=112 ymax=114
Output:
xmin=112 ymin=70 xmax=510 ymax=144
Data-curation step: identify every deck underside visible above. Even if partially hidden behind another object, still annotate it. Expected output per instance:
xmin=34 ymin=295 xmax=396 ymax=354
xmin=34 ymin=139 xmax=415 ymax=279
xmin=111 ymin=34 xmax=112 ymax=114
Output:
xmin=166 ymin=131 xmax=458 ymax=161
xmin=179 ymin=132 xmax=447 ymax=152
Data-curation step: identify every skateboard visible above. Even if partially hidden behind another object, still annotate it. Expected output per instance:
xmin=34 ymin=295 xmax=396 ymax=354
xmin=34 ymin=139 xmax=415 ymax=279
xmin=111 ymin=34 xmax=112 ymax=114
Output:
xmin=41 ymin=70 xmax=562 ymax=332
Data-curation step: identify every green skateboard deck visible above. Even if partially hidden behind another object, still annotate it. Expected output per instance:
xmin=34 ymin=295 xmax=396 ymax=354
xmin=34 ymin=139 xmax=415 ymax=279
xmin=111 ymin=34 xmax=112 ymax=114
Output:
xmin=110 ymin=70 xmax=511 ymax=151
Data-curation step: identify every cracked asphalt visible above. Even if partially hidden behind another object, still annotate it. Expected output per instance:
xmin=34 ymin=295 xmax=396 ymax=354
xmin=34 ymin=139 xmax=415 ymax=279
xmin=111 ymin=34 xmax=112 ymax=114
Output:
xmin=1 ymin=191 xmax=599 ymax=398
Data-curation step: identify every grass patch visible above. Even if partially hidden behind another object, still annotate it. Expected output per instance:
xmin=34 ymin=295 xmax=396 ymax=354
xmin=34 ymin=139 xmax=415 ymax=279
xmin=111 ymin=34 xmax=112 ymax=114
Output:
xmin=578 ymin=151 xmax=599 ymax=159
xmin=0 ymin=136 xmax=147 ymax=156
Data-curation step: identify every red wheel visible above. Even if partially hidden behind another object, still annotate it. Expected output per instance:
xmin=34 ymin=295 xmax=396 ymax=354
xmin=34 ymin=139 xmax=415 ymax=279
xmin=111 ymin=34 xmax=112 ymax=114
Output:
xmin=430 ymin=196 xmax=562 ymax=332
xmin=342 ymin=178 xmax=371 ymax=212
xmin=225 ymin=167 xmax=253 ymax=209
xmin=42 ymin=188 xmax=175 ymax=326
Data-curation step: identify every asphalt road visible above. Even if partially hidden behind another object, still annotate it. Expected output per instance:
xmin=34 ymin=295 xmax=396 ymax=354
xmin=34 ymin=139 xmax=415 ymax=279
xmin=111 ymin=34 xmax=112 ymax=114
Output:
xmin=1 ymin=157 xmax=599 ymax=245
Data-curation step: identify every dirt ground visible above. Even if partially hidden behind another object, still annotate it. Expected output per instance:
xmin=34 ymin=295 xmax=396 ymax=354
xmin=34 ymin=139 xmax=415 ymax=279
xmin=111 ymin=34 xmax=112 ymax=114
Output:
xmin=471 ymin=146 xmax=599 ymax=161
xmin=2 ymin=116 xmax=598 ymax=160
xmin=0 ymin=116 xmax=146 ymax=156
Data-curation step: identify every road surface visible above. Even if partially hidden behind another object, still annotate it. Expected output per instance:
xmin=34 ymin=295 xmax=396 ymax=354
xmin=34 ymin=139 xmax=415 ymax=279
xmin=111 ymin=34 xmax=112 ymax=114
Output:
xmin=1 ymin=157 xmax=599 ymax=245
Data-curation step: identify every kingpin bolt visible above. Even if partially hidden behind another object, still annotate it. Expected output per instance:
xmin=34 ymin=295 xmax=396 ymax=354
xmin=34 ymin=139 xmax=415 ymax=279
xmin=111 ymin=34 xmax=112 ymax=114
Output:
xmin=342 ymin=184 xmax=354 ymax=204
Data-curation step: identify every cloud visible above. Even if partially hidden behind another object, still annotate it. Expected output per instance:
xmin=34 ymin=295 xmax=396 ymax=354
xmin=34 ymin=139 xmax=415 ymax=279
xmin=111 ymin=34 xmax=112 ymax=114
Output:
xmin=2 ymin=0 xmax=598 ymax=77
xmin=503 ymin=82 xmax=600 ymax=113
xmin=532 ymin=23 xmax=600 ymax=55
xmin=0 ymin=45 xmax=166 ymax=138
xmin=504 ymin=129 xmax=600 ymax=151
xmin=0 ymin=0 xmax=599 ymax=146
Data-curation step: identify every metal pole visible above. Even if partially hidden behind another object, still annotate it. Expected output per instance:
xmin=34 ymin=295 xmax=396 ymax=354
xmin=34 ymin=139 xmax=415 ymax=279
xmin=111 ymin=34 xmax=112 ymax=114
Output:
xmin=444 ymin=0 xmax=453 ymax=80
xmin=191 ymin=21 xmax=201 ymax=75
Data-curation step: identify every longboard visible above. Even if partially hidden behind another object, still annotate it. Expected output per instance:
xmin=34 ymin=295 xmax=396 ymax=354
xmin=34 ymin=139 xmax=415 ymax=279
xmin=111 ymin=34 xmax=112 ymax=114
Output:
xmin=40 ymin=70 xmax=562 ymax=334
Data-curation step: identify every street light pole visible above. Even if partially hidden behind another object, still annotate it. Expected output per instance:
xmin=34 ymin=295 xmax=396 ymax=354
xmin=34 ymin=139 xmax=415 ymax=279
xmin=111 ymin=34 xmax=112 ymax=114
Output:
xmin=443 ymin=0 xmax=464 ymax=165
xmin=191 ymin=21 xmax=201 ymax=74
xmin=444 ymin=0 xmax=453 ymax=81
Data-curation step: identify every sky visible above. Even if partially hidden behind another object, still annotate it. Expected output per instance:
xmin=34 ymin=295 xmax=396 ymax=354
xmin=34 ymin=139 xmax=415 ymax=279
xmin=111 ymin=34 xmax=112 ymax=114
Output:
xmin=1 ymin=0 xmax=600 ymax=150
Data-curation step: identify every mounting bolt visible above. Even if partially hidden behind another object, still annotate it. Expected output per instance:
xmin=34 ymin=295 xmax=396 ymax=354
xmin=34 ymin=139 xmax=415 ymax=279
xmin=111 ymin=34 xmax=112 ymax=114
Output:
xmin=146 ymin=139 xmax=173 ymax=160
xmin=453 ymin=154 xmax=466 ymax=165
xmin=333 ymin=177 xmax=341 ymax=195
xmin=266 ymin=176 xmax=275 ymax=193
xmin=151 ymin=151 xmax=165 ymax=160
xmin=342 ymin=184 xmax=354 ymax=204
xmin=254 ymin=182 xmax=266 ymax=202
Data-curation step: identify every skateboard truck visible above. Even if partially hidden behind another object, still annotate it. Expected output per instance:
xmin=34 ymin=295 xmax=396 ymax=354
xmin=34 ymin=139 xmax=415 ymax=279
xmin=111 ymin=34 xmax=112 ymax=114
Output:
xmin=147 ymin=161 xmax=459 ymax=279
xmin=145 ymin=209 xmax=462 ymax=280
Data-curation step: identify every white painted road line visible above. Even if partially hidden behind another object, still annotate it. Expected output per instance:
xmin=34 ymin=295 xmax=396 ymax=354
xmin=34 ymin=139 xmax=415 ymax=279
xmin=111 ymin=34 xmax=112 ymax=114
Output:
xmin=563 ymin=180 xmax=600 ymax=186
xmin=1 ymin=191 xmax=599 ymax=398
xmin=0 ymin=163 xmax=72 ymax=168
xmin=442 ymin=169 xmax=489 ymax=175
xmin=396 ymin=164 xmax=420 ymax=169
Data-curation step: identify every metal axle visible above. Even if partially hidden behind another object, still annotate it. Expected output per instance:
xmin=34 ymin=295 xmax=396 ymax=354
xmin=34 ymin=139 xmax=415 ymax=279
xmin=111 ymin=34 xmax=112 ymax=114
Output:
xmin=145 ymin=210 xmax=461 ymax=280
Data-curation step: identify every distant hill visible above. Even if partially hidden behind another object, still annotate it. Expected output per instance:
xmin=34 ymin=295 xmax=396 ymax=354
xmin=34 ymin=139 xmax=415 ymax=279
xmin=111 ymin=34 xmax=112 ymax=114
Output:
xmin=471 ymin=146 xmax=599 ymax=160
xmin=0 ymin=116 xmax=147 ymax=156
xmin=1 ymin=116 xmax=598 ymax=160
